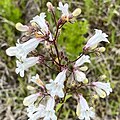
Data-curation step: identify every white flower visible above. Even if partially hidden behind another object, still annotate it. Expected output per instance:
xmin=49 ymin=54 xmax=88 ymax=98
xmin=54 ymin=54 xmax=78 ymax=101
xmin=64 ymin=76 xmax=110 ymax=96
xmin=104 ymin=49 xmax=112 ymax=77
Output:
xmin=15 ymin=57 xmax=39 ymax=77
xmin=74 ymin=55 xmax=90 ymax=68
xmin=23 ymin=93 xmax=40 ymax=106
xmin=30 ymin=74 xmax=44 ymax=88
xmin=92 ymin=82 xmax=112 ymax=98
xmin=76 ymin=95 xmax=95 ymax=120
xmin=30 ymin=13 xmax=48 ymax=34
xmin=57 ymin=2 xmax=69 ymax=16
xmin=73 ymin=55 xmax=90 ymax=83
xmin=74 ymin=70 xmax=87 ymax=82
xmin=27 ymin=97 xmax=57 ymax=120
xmin=46 ymin=70 xmax=67 ymax=98
xmin=84 ymin=29 xmax=109 ymax=50
xmin=6 ymin=38 xmax=41 ymax=59
xmin=28 ymin=104 xmax=45 ymax=120
xmin=43 ymin=97 xmax=57 ymax=120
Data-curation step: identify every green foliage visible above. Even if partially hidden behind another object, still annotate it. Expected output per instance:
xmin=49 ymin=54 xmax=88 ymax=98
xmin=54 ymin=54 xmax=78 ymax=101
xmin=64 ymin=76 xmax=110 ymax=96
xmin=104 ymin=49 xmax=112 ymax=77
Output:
xmin=58 ymin=20 xmax=89 ymax=59
xmin=0 ymin=0 xmax=22 ymax=22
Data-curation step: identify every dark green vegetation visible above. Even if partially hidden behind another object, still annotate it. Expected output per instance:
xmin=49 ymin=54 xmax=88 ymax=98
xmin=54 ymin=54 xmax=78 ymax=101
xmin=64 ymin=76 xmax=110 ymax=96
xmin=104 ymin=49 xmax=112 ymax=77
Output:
xmin=0 ymin=0 xmax=120 ymax=119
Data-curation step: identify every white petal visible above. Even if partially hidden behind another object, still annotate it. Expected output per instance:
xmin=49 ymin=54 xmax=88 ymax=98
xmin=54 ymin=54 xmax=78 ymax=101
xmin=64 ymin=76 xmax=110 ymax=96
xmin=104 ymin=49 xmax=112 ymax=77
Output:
xmin=15 ymin=68 xmax=20 ymax=74
xmin=85 ymin=29 xmax=109 ymax=49
xmin=23 ymin=57 xmax=39 ymax=69
xmin=54 ymin=69 xmax=66 ymax=83
xmin=30 ymin=13 xmax=48 ymax=33
xmin=74 ymin=70 xmax=86 ymax=82
xmin=22 ymin=38 xmax=40 ymax=53
xmin=23 ymin=93 xmax=39 ymax=106
xmin=94 ymin=87 xmax=106 ymax=98
xmin=46 ymin=97 xmax=55 ymax=110
xmin=93 ymin=82 xmax=112 ymax=96
xmin=6 ymin=47 xmax=17 ymax=56
xmin=74 ymin=55 xmax=90 ymax=67
xmin=79 ymin=95 xmax=89 ymax=110
xmin=20 ymin=70 xmax=24 ymax=77
xmin=57 ymin=89 xmax=64 ymax=98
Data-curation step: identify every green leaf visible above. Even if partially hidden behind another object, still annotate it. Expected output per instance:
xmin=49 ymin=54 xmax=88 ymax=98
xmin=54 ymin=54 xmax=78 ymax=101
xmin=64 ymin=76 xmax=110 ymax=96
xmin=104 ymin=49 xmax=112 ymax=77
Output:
xmin=64 ymin=94 xmax=72 ymax=103
xmin=56 ymin=103 xmax=63 ymax=112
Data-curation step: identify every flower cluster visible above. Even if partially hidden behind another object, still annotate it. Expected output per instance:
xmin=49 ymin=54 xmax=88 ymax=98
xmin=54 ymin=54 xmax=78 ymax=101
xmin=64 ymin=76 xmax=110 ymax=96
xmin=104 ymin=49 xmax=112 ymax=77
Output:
xmin=6 ymin=1 xmax=112 ymax=120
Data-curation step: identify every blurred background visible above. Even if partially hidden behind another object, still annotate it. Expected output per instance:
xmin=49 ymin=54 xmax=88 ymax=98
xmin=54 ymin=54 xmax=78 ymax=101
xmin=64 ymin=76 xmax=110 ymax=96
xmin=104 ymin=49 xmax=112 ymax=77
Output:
xmin=0 ymin=0 xmax=120 ymax=120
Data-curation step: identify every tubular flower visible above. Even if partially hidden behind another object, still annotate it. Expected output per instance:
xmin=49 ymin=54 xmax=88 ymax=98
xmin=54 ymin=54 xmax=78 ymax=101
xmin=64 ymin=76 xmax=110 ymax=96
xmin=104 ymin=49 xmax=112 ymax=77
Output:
xmin=76 ymin=95 xmax=95 ymax=120
xmin=74 ymin=55 xmax=91 ymax=68
xmin=92 ymin=82 xmax=112 ymax=98
xmin=74 ymin=70 xmax=87 ymax=82
xmin=6 ymin=38 xmax=41 ymax=60
xmin=30 ymin=13 xmax=49 ymax=34
xmin=43 ymin=97 xmax=57 ymax=120
xmin=73 ymin=55 xmax=90 ymax=83
xmin=23 ymin=93 xmax=40 ymax=106
xmin=27 ymin=97 xmax=57 ymax=120
xmin=57 ymin=2 xmax=70 ymax=21
xmin=57 ymin=2 xmax=81 ymax=22
xmin=57 ymin=2 xmax=69 ymax=16
xmin=84 ymin=29 xmax=109 ymax=50
xmin=30 ymin=74 xmax=44 ymax=88
xmin=27 ymin=104 xmax=45 ymax=120
xmin=46 ymin=69 xmax=67 ymax=98
xmin=15 ymin=57 xmax=39 ymax=77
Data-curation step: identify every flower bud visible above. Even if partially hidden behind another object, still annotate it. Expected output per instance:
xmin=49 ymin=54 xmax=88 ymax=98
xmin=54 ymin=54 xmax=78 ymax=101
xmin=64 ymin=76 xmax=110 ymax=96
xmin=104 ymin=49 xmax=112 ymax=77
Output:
xmin=27 ymin=85 xmax=35 ymax=90
xmin=30 ymin=74 xmax=44 ymax=88
xmin=79 ymin=66 xmax=88 ymax=71
xmin=15 ymin=22 xmax=29 ymax=32
xmin=97 ymin=47 xmax=106 ymax=52
xmin=46 ymin=2 xmax=54 ymax=12
xmin=72 ymin=8 xmax=81 ymax=17
xmin=83 ymin=78 xmax=88 ymax=84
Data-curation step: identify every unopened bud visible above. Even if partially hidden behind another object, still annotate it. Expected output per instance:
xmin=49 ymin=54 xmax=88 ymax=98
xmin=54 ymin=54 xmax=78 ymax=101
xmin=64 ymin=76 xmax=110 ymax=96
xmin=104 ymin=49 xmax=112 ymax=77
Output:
xmin=27 ymin=85 xmax=35 ymax=90
xmin=97 ymin=47 xmax=106 ymax=52
xmin=30 ymin=74 xmax=44 ymax=89
xmin=83 ymin=78 xmax=88 ymax=84
xmin=46 ymin=2 xmax=54 ymax=11
xmin=72 ymin=8 xmax=81 ymax=17
xmin=15 ymin=22 xmax=29 ymax=32
xmin=79 ymin=66 xmax=88 ymax=71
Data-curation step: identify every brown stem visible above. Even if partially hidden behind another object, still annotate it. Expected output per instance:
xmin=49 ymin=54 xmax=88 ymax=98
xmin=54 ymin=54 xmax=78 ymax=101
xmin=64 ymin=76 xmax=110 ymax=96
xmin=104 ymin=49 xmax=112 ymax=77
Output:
xmin=51 ymin=10 xmax=57 ymax=28
xmin=69 ymin=53 xmax=83 ymax=63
